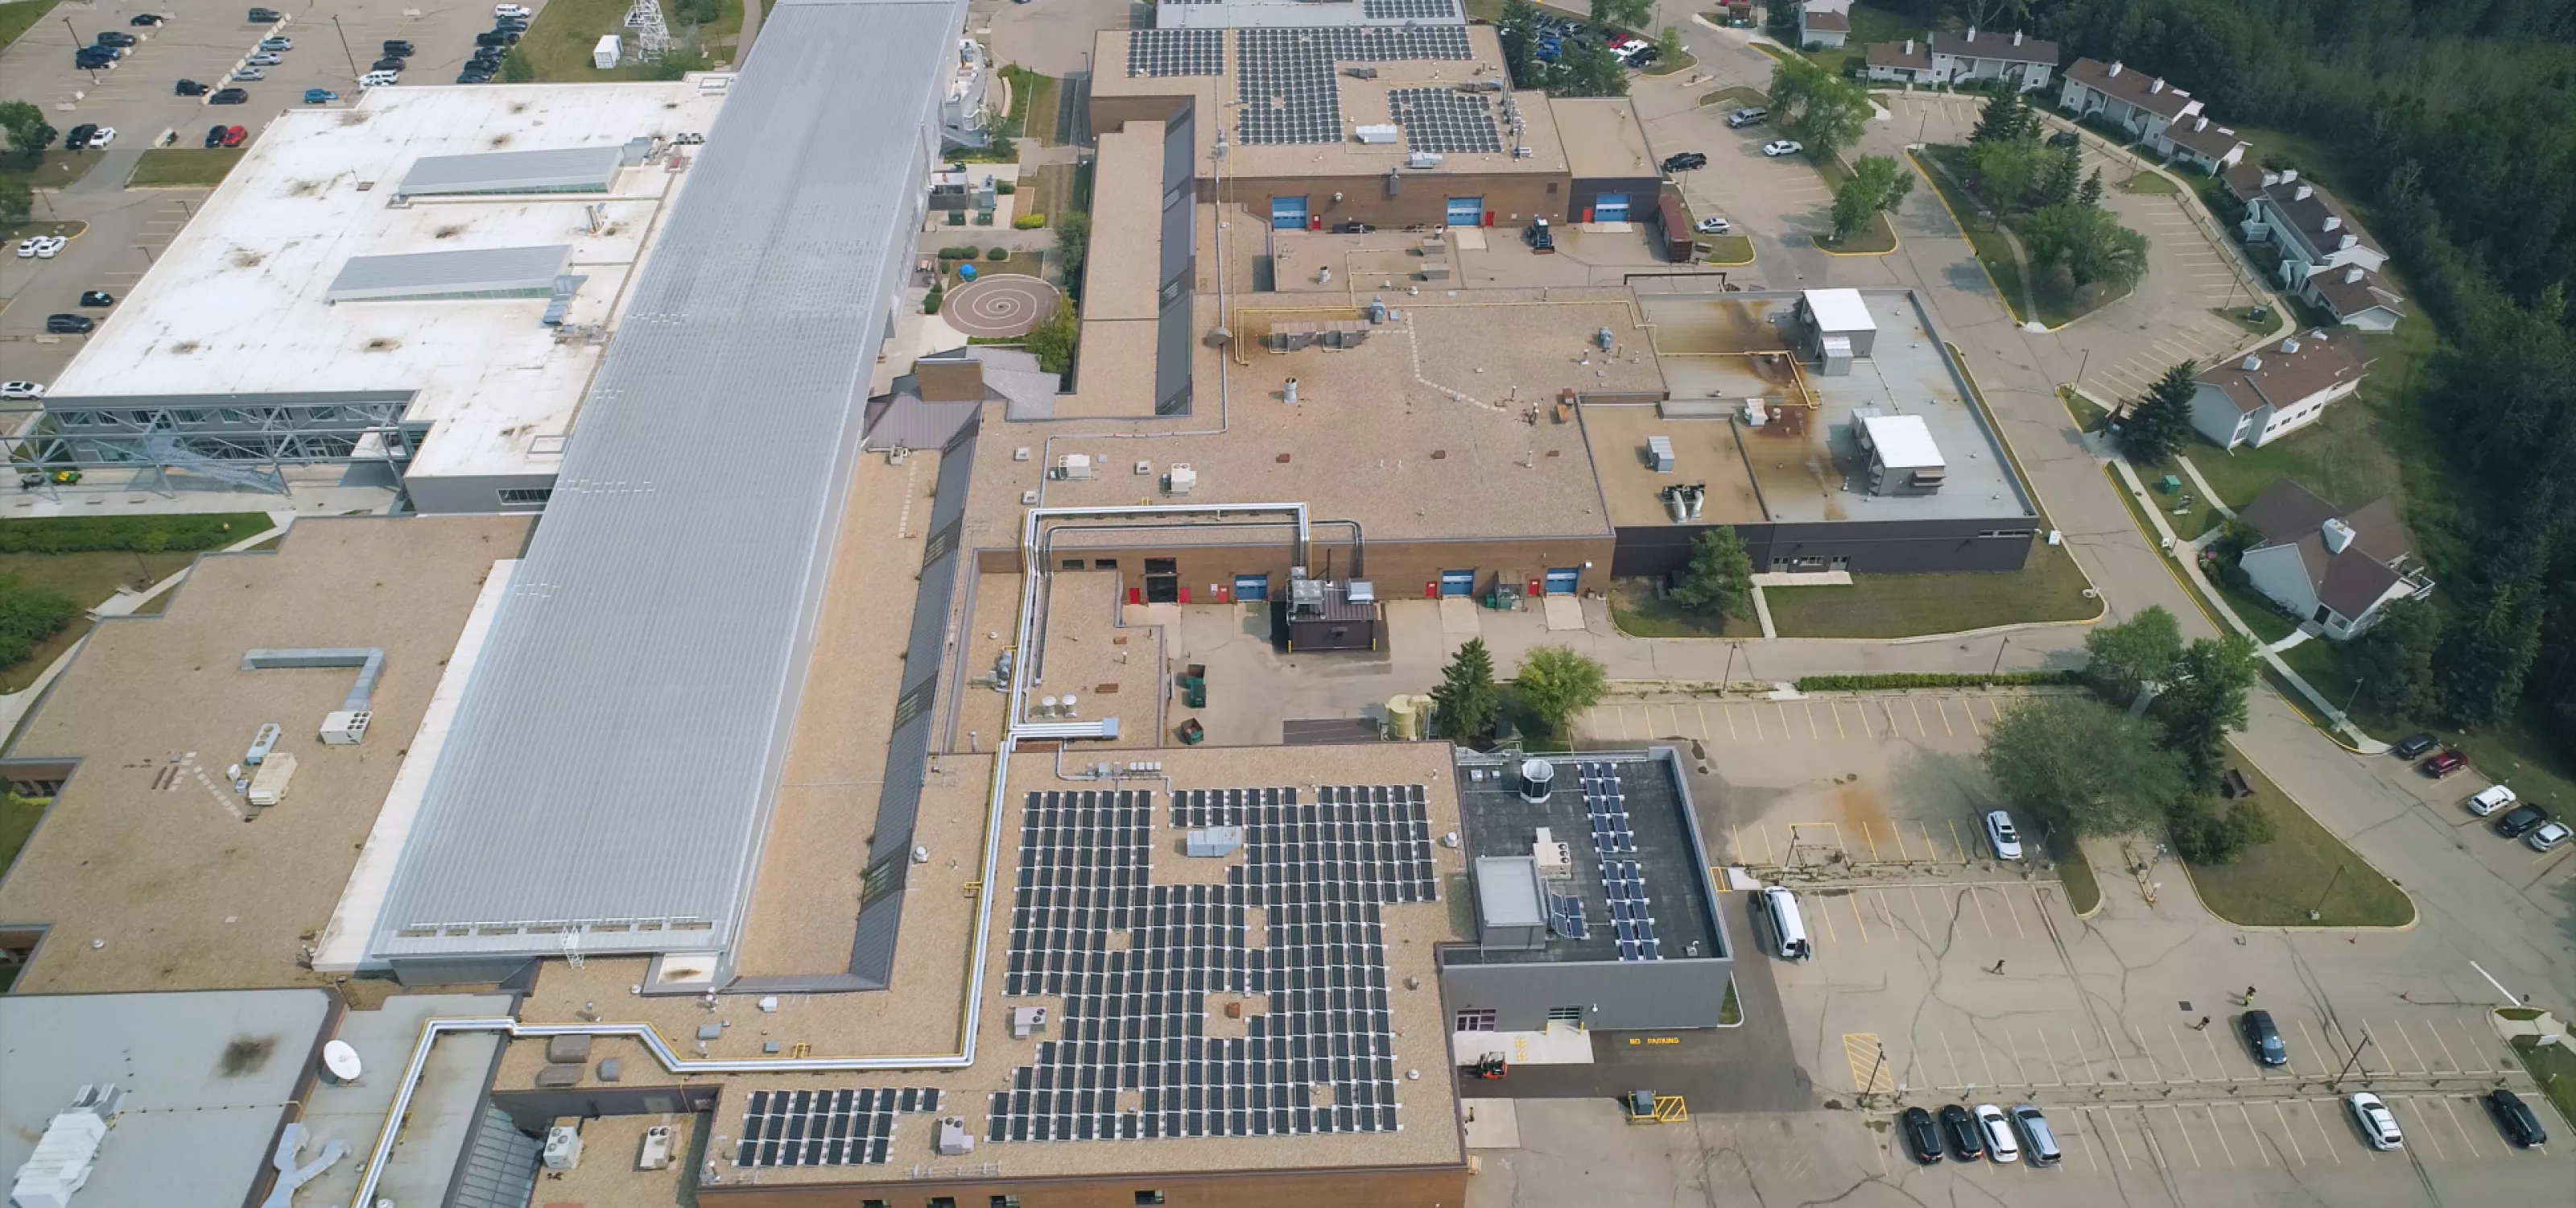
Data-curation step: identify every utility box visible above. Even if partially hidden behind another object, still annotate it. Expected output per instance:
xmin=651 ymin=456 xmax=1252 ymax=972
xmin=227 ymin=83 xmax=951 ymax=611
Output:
xmin=247 ymin=752 xmax=297 ymax=807
xmin=543 ymin=1123 xmax=583 ymax=1170
xmin=320 ymin=709 xmax=370 ymax=745
xmin=592 ymin=35 xmax=621 ymax=69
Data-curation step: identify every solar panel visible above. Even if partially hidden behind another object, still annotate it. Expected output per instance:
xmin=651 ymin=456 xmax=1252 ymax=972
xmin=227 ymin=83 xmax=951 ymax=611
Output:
xmin=1388 ymin=88 xmax=1502 ymax=155
xmin=1236 ymin=27 xmax=1476 ymax=147
xmin=1364 ymin=0 xmax=1459 ymax=16
xmin=1126 ymin=28 xmax=1222 ymax=78
xmin=735 ymin=1087 xmax=898 ymax=1167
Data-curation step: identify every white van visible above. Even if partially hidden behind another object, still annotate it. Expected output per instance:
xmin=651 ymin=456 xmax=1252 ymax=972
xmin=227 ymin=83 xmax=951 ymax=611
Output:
xmin=1755 ymin=886 xmax=1810 ymax=962
xmin=358 ymin=69 xmax=398 ymax=87
xmin=2466 ymin=784 xmax=2517 ymax=816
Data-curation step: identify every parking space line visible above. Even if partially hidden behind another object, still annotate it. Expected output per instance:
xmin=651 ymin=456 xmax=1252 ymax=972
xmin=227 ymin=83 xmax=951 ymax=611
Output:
xmin=2233 ymin=1103 xmax=2269 ymax=1165
xmin=1973 ymin=1030 xmax=2000 ymax=1088
xmin=2271 ymin=1101 xmax=2307 ymax=1166
xmin=1846 ymin=891 xmax=1868 ymax=944
xmin=1905 ymin=697 xmax=1926 ymax=735
xmin=2422 ymin=1018 xmax=2464 ymax=1074
xmin=1934 ymin=697 xmax=1955 ymax=735
xmin=1966 ymin=885 xmax=1994 ymax=938
xmin=1938 ymin=1031 xmax=1963 ymax=1090
xmin=1858 ymin=700 xmax=1876 ymax=738
xmin=1724 ymin=704 xmax=1739 ymax=741
xmin=1691 ymin=703 xmax=1710 ymax=740
xmin=2071 ymin=1028 xmax=2099 ymax=1086
xmin=1859 ymin=821 xmax=1880 ymax=862
xmin=2446 ymin=1018 xmax=2494 ymax=1074
xmin=2437 ymin=1094 xmax=2482 ymax=1159
xmin=1831 ymin=702 xmax=1847 ymax=738
xmin=1959 ymin=697 xmax=1979 ymax=738
xmin=2004 ymin=1031 xmax=2034 ymax=1086
xmin=2299 ymin=1098 xmax=2341 ymax=1162
xmin=1947 ymin=818 xmax=1967 ymax=863
xmin=1813 ymin=891 xmax=1837 ymax=943
xmin=2296 ymin=1019 xmax=2332 ymax=1078
xmin=1907 ymin=885 xmax=1934 ymax=936
xmin=2388 ymin=1018 xmax=2432 ymax=1075
xmin=1803 ymin=701 xmax=1819 ymax=740
xmin=2400 ymin=1097 xmax=2446 ymax=1160
xmin=2099 ymin=1106 xmax=2136 ymax=1169
xmin=2066 ymin=1107 xmax=2099 ymax=1170
xmin=1917 ymin=820 xmax=1941 ymax=863
xmin=2132 ymin=1026 xmax=2167 ymax=1083
xmin=2202 ymin=1103 xmax=2237 ymax=1166
xmin=2033 ymin=1027 xmax=2064 ymax=1086
xmin=2167 ymin=1104 xmax=2202 ymax=1167
xmin=1887 ymin=821 xmax=1910 ymax=862
xmin=2168 ymin=1025 xmax=2202 ymax=1081
xmin=1993 ymin=885 xmax=2027 ymax=937
xmin=2199 ymin=1022 xmax=2229 ymax=1079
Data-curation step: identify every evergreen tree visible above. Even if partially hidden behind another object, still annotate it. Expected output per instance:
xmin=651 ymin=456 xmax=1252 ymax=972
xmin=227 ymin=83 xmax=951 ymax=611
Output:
xmin=2119 ymin=361 xmax=2198 ymax=464
xmin=2438 ymin=555 xmax=2545 ymax=726
xmin=2036 ymin=142 xmax=2083 ymax=209
xmin=1430 ymin=638 xmax=1501 ymax=743
xmin=1968 ymin=85 xmax=2033 ymax=146
xmin=2350 ymin=597 xmax=2442 ymax=719
xmin=2077 ymin=167 xmax=2105 ymax=208
xmin=1668 ymin=527 xmax=1754 ymax=619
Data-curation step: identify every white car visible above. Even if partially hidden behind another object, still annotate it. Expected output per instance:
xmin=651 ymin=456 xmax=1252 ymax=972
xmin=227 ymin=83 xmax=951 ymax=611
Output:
xmin=247 ymin=51 xmax=282 ymax=64
xmin=1984 ymin=809 xmax=2023 ymax=861
xmin=2529 ymin=821 xmax=2571 ymax=853
xmin=25 ymin=235 xmax=66 ymax=259
xmin=2465 ymin=784 xmax=2516 ymax=816
xmin=1694 ymin=216 xmax=1732 ymax=234
xmin=359 ymin=69 xmax=398 ymax=87
xmin=2347 ymin=1093 xmax=2404 ymax=1151
xmin=85 ymin=126 xmax=116 ymax=148
xmin=494 ymin=3 xmax=533 ymax=16
xmin=1761 ymin=140 xmax=1803 ymax=157
xmin=232 ymin=66 xmax=264 ymax=80
xmin=1974 ymin=1104 xmax=2021 ymax=1163
xmin=0 ymin=382 xmax=45 ymax=400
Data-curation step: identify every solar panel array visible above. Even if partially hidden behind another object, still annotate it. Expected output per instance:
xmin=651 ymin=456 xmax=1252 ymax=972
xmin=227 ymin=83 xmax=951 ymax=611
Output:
xmin=1364 ymin=0 xmax=1459 ymax=17
xmin=1579 ymin=762 xmax=1661 ymax=962
xmin=1388 ymin=87 xmax=1502 ymax=155
xmin=1127 ymin=28 xmax=1223 ymax=77
xmin=735 ymin=1087 xmax=943 ymax=1168
xmin=1546 ymin=891 xmax=1587 ymax=940
xmin=1235 ymin=26 xmax=1476 ymax=146
xmin=991 ymin=785 xmax=1437 ymax=1145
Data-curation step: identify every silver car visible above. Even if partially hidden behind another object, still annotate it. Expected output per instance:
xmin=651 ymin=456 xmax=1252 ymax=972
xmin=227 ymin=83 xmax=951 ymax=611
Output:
xmin=232 ymin=66 xmax=264 ymax=80
xmin=247 ymin=52 xmax=282 ymax=65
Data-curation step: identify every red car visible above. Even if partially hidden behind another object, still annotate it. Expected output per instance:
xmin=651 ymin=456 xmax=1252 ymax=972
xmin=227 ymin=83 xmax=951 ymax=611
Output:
xmin=2420 ymin=749 xmax=2467 ymax=778
xmin=221 ymin=125 xmax=248 ymax=147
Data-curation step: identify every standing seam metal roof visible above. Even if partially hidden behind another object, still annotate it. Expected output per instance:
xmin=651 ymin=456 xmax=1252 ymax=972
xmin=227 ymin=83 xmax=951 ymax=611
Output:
xmin=398 ymin=146 xmax=628 ymax=196
xmin=369 ymin=0 xmax=968 ymax=962
xmin=324 ymin=245 xmax=572 ymax=302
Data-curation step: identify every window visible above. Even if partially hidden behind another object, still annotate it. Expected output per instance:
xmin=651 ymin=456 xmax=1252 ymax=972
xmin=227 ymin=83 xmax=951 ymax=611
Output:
xmin=862 ymin=1202 xmax=890 ymax=1208
xmin=929 ymin=1199 xmax=956 ymax=1208
xmin=1092 ymin=558 xmax=1118 ymax=570
xmin=497 ymin=487 xmax=552 ymax=507
xmin=1144 ymin=558 xmax=1178 ymax=575
xmin=1975 ymin=529 xmax=2036 ymax=540
xmin=990 ymin=1198 xmax=1022 ymax=1208
xmin=1062 ymin=559 xmax=1084 ymax=571
xmin=1546 ymin=1005 xmax=1585 ymax=1024
xmin=1455 ymin=1008 xmax=1497 ymax=1032
xmin=1135 ymin=1194 xmax=1167 ymax=1206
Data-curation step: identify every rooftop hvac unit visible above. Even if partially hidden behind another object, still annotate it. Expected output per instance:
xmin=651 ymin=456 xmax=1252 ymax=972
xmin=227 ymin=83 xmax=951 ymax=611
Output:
xmin=1289 ymin=573 xmax=1327 ymax=616
xmin=1345 ymin=580 xmax=1375 ymax=603
xmin=1164 ymin=464 xmax=1197 ymax=496
xmin=1532 ymin=826 xmax=1571 ymax=873
xmin=1406 ymin=151 xmax=1443 ymax=170
xmin=936 ymin=1117 xmax=976 ymax=1156
xmin=1517 ymin=758 xmax=1555 ymax=804
xmin=320 ymin=709 xmax=370 ymax=745
xmin=245 ymin=722 xmax=283 ymax=766
xmin=247 ymin=752 xmax=298 ymax=807
xmin=636 ymin=1125 xmax=674 ymax=1172
xmin=1055 ymin=453 xmax=1095 ymax=480
xmin=10 ymin=1093 xmax=113 ymax=1208
xmin=543 ymin=1125 xmax=583 ymax=1171
xmin=1356 ymin=124 xmax=1399 ymax=145
xmin=1646 ymin=435 xmax=1675 ymax=472
xmin=1185 ymin=826 xmax=1245 ymax=857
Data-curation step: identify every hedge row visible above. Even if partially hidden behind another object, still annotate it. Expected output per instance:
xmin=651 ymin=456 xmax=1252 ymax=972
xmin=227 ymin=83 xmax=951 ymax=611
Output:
xmin=0 ymin=574 xmax=78 ymax=668
xmin=0 ymin=513 xmax=266 ymax=555
xmin=1793 ymin=671 xmax=2083 ymax=693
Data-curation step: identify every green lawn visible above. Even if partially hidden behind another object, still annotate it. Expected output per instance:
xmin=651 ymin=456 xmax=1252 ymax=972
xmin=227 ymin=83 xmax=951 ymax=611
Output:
xmin=1719 ymin=975 xmax=1741 ymax=1025
xmin=1698 ymin=85 xmax=1768 ymax=110
xmin=2114 ymin=170 xmax=2180 ymax=195
xmin=2181 ymin=391 xmax=2409 ymax=512
xmin=1698 ymin=234 xmax=1754 ymax=265
xmin=2510 ymin=1036 xmax=2576 ymax=1136
xmin=0 ymin=149 xmax=105 ymax=197
xmin=0 ymin=551 xmax=203 ymax=685
xmin=0 ymin=792 xmax=44 ymax=883
xmin=1001 ymin=65 xmax=1061 ymax=147
xmin=513 ymin=0 xmax=743 ymax=80
xmin=1643 ymin=51 xmax=1698 ymax=77
xmin=2207 ymin=304 xmax=2275 ymax=338
xmin=1795 ymin=1 xmax=1911 ymax=74
xmin=2055 ymin=839 xmax=2102 ymax=916
xmin=1607 ymin=577 xmax=1761 ymax=638
xmin=126 ymin=148 xmax=246 ymax=188
xmin=0 ymin=0 xmax=64 ymax=50
xmin=1765 ymin=539 xmax=2103 ymax=638
xmin=2211 ymin=574 xmax=2297 ymax=643
xmin=1810 ymin=153 xmax=1896 ymax=253
xmin=2060 ymin=386 xmax=2111 ymax=432
xmin=2182 ymin=747 xmax=2415 ymax=927
xmin=1916 ymin=145 xmax=2128 ymax=327
xmin=2283 ymin=637 xmax=2576 ymax=810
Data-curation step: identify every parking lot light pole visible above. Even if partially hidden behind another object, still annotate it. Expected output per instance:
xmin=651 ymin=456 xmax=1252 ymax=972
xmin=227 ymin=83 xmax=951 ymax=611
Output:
xmin=331 ymin=15 xmax=359 ymax=80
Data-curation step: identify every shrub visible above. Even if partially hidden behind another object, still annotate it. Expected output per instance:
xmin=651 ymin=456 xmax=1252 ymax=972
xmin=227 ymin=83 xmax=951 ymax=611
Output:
xmin=0 ymin=573 xmax=79 ymax=668
xmin=960 ymin=246 xmax=980 ymax=260
xmin=987 ymin=246 xmax=1009 ymax=261
xmin=995 ymin=180 xmax=1017 ymax=195
xmin=1013 ymin=213 xmax=1046 ymax=229
xmin=923 ymin=281 xmax=944 ymax=314
xmin=1794 ymin=671 xmax=2082 ymax=692
xmin=0 ymin=515 xmax=257 ymax=554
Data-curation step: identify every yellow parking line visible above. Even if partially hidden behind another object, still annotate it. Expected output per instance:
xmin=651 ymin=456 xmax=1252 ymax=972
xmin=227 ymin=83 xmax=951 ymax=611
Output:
xmin=1751 ymin=704 xmax=1767 ymax=741
xmin=2301 ymin=1098 xmax=2341 ymax=1163
xmin=1814 ymin=892 xmax=1837 ymax=943
xmin=1960 ymin=696 xmax=1980 ymax=738
xmin=2271 ymin=1101 xmax=2306 ymax=1166
xmin=1806 ymin=703 xmax=1820 ymax=739
xmin=1935 ymin=697 xmax=1955 ymax=735
xmin=1710 ymin=865 xmax=1728 ymax=892
xmin=1860 ymin=821 xmax=1880 ymax=862
xmin=1948 ymin=817 xmax=1968 ymax=863
xmin=1847 ymin=892 xmax=1868 ymax=943
xmin=1888 ymin=821 xmax=1911 ymax=861
xmin=1731 ymin=823 xmax=1743 ymax=863
xmin=1918 ymin=819 xmax=1941 ymax=862
xmin=1906 ymin=697 xmax=1926 ymax=734
xmin=1858 ymin=700 xmax=1876 ymax=737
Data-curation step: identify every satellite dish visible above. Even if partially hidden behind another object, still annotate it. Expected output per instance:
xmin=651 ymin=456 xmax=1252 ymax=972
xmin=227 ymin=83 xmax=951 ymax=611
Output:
xmin=321 ymin=1040 xmax=363 ymax=1083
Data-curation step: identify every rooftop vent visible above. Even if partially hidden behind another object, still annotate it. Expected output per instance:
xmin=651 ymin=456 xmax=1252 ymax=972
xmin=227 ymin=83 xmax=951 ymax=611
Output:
xmin=2293 ymin=184 xmax=2314 ymax=201
xmin=2107 ymin=60 xmax=2124 ymax=76
xmin=2344 ymin=266 xmax=2364 ymax=283
xmin=2280 ymin=337 xmax=2301 ymax=354
xmin=2322 ymin=215 xmax=2341 ymax=232
xmin=1517 ymin=758 xmax=1554 ymax=805
xmin=2241 ymin=354 xmax=2262 ymax=371
xmin=2322 ymin=517 xmax=2356 ymax=554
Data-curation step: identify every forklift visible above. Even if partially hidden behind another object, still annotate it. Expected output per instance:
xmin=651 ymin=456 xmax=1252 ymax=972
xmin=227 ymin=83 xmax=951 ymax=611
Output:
xmin=1463 ymin=1053 xmax=1509 ymax=1080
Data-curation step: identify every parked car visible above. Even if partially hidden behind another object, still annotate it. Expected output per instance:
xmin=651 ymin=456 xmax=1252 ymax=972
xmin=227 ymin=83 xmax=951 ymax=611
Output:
xmin=44 ymin=314 xmax=97 ymax=335
xmin=1974 ymin=1105 xmax=2021 ymax=1163
xmin=221 ymin=125 xmax=248 ymax=147
xmin=2390 ymin=732 xmax=2439 ymax=759
xmin=2483 ymin=1089 xmax=2548 ymax=1148
xmin=247 ymin=52 xmax=282 ymax=65
xmin=85 ymin=126 xmax=115 ymax=148
xmin=1984 ymin=810 xmax=2023 ymax=860
xmin=176 ymin=78 xmax=209 ymax=95
xmin=29 ymin=236 xmax=64 ymax=258
xmin=78 ymin=291 xmax=114 ymax=308
xmin=1727 ymin=106 xmax=1768 ymax=127
xmin=259 ymin=35 xmax=292 ymax=49
xmin=359 ymin=70 xmax=398 ymax=87
xmin=130 ymin=13 xmax=167 ymax=25
xmin=210 ymin=88 xmax=249 ymax=104
xmin=1761 ymin=140 xmax=1803 ymax=156
xmin=2420 ymin=748 xmax=2467 ymax=777
xmin=1938 ymin=1104 xmax=1983 ymax=1160
xmin=1625 ymin=45 xmax=1661 ymax=68
xmin=246 ymin=7 xmax=284 ymax=21
xmin=206 ymin=122 xmax=231 ymax=147
xmin=74 ymin=48 xmax=118 ymax=68
xmin=382 ymin=39 xmax=415 ymax=56
xmin=64 ymin=123 xmax=98 ymax=149
xmin=2239 ymin=1010 xmax=2287 ymax=1066
xmin=2347 ymin=1092 xmax=2404 ymax=1151
xmin=1695 ymin=216 xmax=1731 ymax=234
xmin=1899 ymin=1107 xmax=1942 ymax=1164
xmin=495 ymin=15 xmax=529 ymax=30
xmin=1661 ymin=151 xmax=1707 ymax=173
xmin=2463 ymin=784 xmax=2517 ymax=816
xmin=476 ymin=30 xmax=518 ymax=46
xmin=95 ymin=31 xmax=138 ymax=47
xmin=2010 ymin=1104 xmax=2061 ymax=1165
xmin=371 ymin=56 xmax=407 ymax=71
xmin=303 ymin=88 xmax=337 ymax=103
xmin=2046 ymin=129 xmax=2079 ymax=147
xmin=495 ymin=2 xmax=533 ymax=16
xmin=457 ymin=69 xmax=494 ymax=83
xmin=2492 ymin=804 xmax=2550 ymax=839
xmin=232 ymin=66 xmax=265 ymax=81
xmin=2528 ymin=821 xmax=2571 ymax=852
xmin=0 ymin=383 xmax=45 ymax=400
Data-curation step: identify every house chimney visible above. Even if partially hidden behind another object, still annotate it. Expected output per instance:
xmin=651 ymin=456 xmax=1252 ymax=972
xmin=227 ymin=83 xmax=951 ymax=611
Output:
xmin=2344 ymin=266 xmax=2363 ymax=284
xmin=2013 ymin=29 xmax=2024 ymax=46
xmin=2293 ymin=184 xmax=2314 ymax=201
xmin=2280 ymin=337 xmax=2300 ymax=354
xmin=1904 ymin=38 xmax=1913 ymax=54
xmin=2194 ymin=116 xmax=2209 ymax=131
xmin=2321 ymin=517 xmax=2356 ymax=555
xmin=2339 ymin=233 xmax=2359 ymax=250
xmin=1966 ymin=26 xmax=1978 ymax=40
xmin=2150 ymin=77 xmax=2165 ymax=93
xmin=2107 ymin=60 xmax=2123 ymax=77
xmin=2241 ymin=354 xmax=2263 ymax=371
xmin=2279 ymin=168 xmax=2299 ymax=183
xmin=2322 ymin=214 xmax=2340 ymax=232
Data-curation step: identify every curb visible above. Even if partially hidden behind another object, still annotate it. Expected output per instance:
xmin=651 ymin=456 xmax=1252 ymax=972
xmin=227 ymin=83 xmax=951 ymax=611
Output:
xmin=2179 ymin=742 xmax=2421 ymax=933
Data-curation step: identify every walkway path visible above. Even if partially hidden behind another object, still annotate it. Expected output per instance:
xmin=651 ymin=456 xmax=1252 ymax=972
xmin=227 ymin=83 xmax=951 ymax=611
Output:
xmin=2173 ymin=452 xmax=2235 ymax=518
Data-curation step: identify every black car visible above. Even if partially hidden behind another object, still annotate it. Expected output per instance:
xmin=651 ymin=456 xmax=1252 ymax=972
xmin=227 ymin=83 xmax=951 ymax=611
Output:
xmin=1627 ymin=44 xmax=1660 ymax=67
xmin=2391 ymin=731 xmax=2440 ymax=759
xmin=2239 ymin=1010 xmax=2287 ymax=1066
xmin=96 ymin=31 xmax=138 ymax=47
xmin=2483 ymin=1089 xmax=2548 ymax=1148
xmin=247 ymin=6 xmax=283 ymax=20
xmin=371 ymin=56 xmax=407 ymax=71
xmin=382 ymin=39 xmax=415 ymax=56
xmin=205 ymin=123 xmax=230 ymax=147
xmin=45 ymin=315 xmax=97 ymax=335
xmin=209 ymin=88 xmax=249 ymax=105
xmin=2494 ymin=804 xmax=2552 ymax=838
xmin=78 ymin=291 xmax=114 ymax=308
xmin=1899 ymin=1107 xmax=1943 ymax=1164
xmin=1938 ymin=1104 xmax=1984 ymax=1160
xmin=74 ymin=48 xmax=118 ymax=68
xmin=63 ymin=123 xmax=98 ymax=149
xmin=1662 ymin=151 xmax=1707 ymax=173
xmin=2046 ymin=129 xmax=2080 ymax=147
xmin=457 ymin=70 xmax=493 ymax=83
xmin=131 ymin=12 xmax=166 ymax=24
xmin=469 ymin=49 xmax=502 ymax=64
xmin=176 ymin=77 xmax=208 ymax=95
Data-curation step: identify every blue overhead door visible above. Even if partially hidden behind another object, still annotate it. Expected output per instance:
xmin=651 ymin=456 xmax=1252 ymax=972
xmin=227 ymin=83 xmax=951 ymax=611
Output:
xmin=1270 ymin=197 xmax=1308 ymax=230
xmin=1233 ymin=574 xmax=1270 ymax=602
xmin=1543 ymin=567 xmax=1582 ymax=595
xmin=1445 ymin=196 xmax=1485 ymax=226
xmin=1591 ymin=193 xmax=1630 ymax=221
xmin=1439 ymin=569 xmax=1478 ymax=597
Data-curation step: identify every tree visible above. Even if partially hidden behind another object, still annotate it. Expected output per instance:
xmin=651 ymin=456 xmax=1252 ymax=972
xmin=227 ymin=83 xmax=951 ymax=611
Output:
xmin=2083 ymin=605 xmax=2182 ymax=705
xmin=2349 ymin=596 xmax=2441 ymax=719
xmin=1655 ymin=25 xmax=1685 ymax=67
xmin=0 ymin=180 xmax=31 ymax=224
xmin=1966 ymin=136 xmax=2050 ymax=214
xmin=500 ymin=47 xmax=535 ymax=83
xmin=1590 ymin=0 xmax=1652 ymax=35
xmin=1430 ymin=638 xmax=1501 ymax=743
xmin=1054 ymin=211 xmax=1092 ymax=296
xmin=2035 ymin=142 xmax=2083 ymax=209
xmin=1981 ymin=696 xmax=2188 ymax=838
xmin=2077 ymin=167 xmax=2105 ymax=208
xmin=1498 ymin=0 xmax=1545 ymax=88
xmin=1554 ymin=42 xmax=1629 ymax=98
xmin=1514 ymin=645 xmax=1608 ymax=737
xmin=2168 ymin=796 xmax=2274 ymax=864
xmin=2020 ymin=202 xmax=2150 ymax=291
xmin=1668 ymin=527 xmax=1753 ymax=619
xmin=2120 ymin=360 xmax=2198 ymax=464
xmin=1968 ymin=85 xmax=2033 ymax=146
xmin=1022 ymin=297 xmax=1079 ymax=375
xmin=2437 ymin=554 xmax=2545 ymax=726
xmin=0 ymin=101 xmax=56 ymax=171
xmin=2149 ymin=633 xmax=2262 ymax=785
xmin=0 ymin=573 xmax=79 ymax=668
xmin=1828 ymin=153 xmax=1913 ymax=242
xmin=1766 ymin=56 xmax=1870 ymax=161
